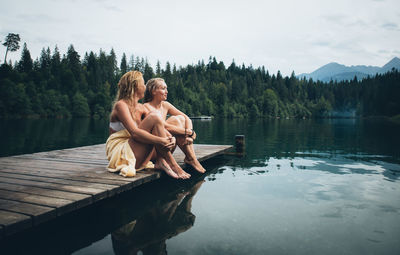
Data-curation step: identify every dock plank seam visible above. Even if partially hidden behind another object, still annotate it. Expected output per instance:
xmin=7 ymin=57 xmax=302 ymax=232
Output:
xmin=0 ymin=143 xmax=232 ymax=239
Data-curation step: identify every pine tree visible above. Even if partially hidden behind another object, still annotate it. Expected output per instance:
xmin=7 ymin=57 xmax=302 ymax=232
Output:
xmin=2 ymin=33 xmax=20 ymax=64
xmin=17 ymin=43 xmax=33 ymax=73
xmin=156 ymin=60 xmax=161 ymax=76
xmin=120 ymin=53 xmax=127 ymax=74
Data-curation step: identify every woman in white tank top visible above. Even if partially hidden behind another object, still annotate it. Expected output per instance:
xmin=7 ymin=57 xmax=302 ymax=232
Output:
xmin=143 ymin=78 xmax=206 ymax=174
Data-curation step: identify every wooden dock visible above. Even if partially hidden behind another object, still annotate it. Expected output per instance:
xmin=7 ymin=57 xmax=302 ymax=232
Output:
xmin=0 ymin=143 xmax=232 ymax=239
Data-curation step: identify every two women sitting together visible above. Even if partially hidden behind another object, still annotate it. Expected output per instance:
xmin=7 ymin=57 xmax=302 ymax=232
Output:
xmin=106 ymin=70 xmax=205 ymax=179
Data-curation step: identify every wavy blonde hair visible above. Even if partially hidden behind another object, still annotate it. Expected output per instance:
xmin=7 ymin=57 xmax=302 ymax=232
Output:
xmin=117 ymin=70 xmax=143 ymax=102
xmin=144 ymin=78 xmax=165 ymax=102
xmin=114 ymin=70 xmax=143 ymax=119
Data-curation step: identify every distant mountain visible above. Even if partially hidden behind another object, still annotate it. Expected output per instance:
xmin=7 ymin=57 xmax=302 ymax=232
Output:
xmin=381 ymin=57 xmax=400 ymax=73
xmin=298 ymin=57 xmax=400 ymax=82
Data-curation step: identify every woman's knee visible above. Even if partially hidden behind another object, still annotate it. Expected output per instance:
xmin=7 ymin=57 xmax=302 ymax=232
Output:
xmin=168 ymin=115 xmax=186 ymax=127
xmin=177 ymin=115 xmax=186 ymax=123
xmin=167 ymin=115 xmax=180 ymax=126
xmin=146 ymin=111 xmax=163 ymax=124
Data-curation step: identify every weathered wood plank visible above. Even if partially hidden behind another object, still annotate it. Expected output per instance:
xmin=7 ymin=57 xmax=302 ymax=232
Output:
xmin=0 ymin=182 xmax=92 ymax=206
xmin=0 ymin=162 xmax=135 ymax=182
xmin=0 ymin=210 xmax=31 ymax=236
xmin=0 ymin=190 xmax=75 ymax=215
xmin=15 ymin=151 xmax=109 ymax=161
xmin=0 ymin=164 xmax=161 ymax=190
xmin=0 ymin=176 xmax=108 ymax=200
xmin=0 ymin=172 xmax=123 ymax=196
xmin=0 ymin=159 xmax=106 ymax=172
xmin=0 ymin=157 xmax=107 ymax=166
xmin=0 ymin=198 xmax=56 ymax=225
xmin=187 ymin=144 xmax=232 ymax=162
xmin=0 ymin=167 xmax=138 ymax=186
xmin=0 ymin=143 xmax=232 ymax=239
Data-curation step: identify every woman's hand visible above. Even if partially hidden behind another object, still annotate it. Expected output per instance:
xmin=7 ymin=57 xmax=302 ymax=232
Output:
xmin=186 ymin=129 xmax=196 ymax=140
xmin=184 ymin=137 xmax=193 ymax=145
xmin=169 ymin=136 xmax=176 ymax=149
xmin=160 ymin=136 xmax=176 ymax=151
xmin=190 ymin=130 xmax=196 ymax=140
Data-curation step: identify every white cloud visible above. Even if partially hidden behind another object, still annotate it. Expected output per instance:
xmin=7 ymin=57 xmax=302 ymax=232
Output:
xmin=0 ymin=0 xmax=399 ymax=76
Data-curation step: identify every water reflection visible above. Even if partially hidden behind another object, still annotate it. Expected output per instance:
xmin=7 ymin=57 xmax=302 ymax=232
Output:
xmin=205 ymin=152 xmax=400 ymax=183
xmin=2 ymin=118 xmax=399 ymax=162
xmin=0 ymin=118 xmax=108 ymax=156
xmin=111 ymin=180 xmax=204 ymax=255
xmin=2 ymin=117 xmax=398 ymax=254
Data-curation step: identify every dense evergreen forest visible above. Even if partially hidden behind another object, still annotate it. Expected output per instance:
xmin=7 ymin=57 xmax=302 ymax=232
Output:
xmin=0 ymin=43 xmax=399 ymax=119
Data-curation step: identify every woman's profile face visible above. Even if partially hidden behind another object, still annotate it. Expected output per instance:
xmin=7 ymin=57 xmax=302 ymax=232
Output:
xmin=153 ymin=81 xmax=168 ymax=101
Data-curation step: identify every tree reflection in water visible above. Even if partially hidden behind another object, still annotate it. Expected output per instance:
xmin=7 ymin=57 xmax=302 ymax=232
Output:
xmin=111 ymin=180 xmax=204 ymax=255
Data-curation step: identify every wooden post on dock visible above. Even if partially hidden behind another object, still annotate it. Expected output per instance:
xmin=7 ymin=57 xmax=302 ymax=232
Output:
xmin=235 ymin=135 xmax=245 ymax=154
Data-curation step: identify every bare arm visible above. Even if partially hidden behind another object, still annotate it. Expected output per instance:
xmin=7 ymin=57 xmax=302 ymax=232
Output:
xmin=114 ymin=101 xmax=167 ymax=146
xmin=164 ymin=102 xmax=196 ymax=139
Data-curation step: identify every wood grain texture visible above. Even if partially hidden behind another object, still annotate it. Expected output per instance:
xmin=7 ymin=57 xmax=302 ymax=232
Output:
xmin=0 ymin=143 xmax=232 ymax=238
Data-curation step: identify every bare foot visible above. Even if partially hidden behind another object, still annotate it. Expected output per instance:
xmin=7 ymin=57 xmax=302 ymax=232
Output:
xmin=184 ymin=158 xmax=206 ymax=173
xmin=155 ymin=159 xmax=179 ymax=179
xmin=171 ymin=164 xmax=191 ymax=179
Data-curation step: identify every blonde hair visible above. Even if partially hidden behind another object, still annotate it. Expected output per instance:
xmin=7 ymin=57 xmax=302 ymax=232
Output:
xmin=117 ymin=70 xmax=143 ymax=102
xmin=114 ymin=70 xmax=143 ymax=120
xmin=144 ymin=78 xmax=164 ymax=102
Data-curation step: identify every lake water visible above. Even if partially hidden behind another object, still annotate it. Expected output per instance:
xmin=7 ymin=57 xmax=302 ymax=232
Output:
xmin=1 ymin=118 xmax=400 ymax=254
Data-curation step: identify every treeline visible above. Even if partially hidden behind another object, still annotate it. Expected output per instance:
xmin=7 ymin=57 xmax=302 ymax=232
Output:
xmin=1 ymin=43 xmax=399 ymax=118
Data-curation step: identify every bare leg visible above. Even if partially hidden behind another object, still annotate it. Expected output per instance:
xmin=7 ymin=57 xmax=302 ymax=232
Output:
xmin=166 ymin=116 xmax=206 ymax=173
xmin=150 ymin=115 xmax=191 ymax=179
xmin=182 ymin=180 xmax=205 ymax=211
xmin=133 ymin=112 xmax=190 ymax=179
xmin=129 ymin=114 xmax=179 ymax=178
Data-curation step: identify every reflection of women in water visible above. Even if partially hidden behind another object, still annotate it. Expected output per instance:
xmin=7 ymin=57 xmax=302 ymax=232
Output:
xmin=111 ymin=180 xmax=204 ymax=255
xmin=144 ymin=78 xmax=206 ymax=174
xmin=106 ymin=71 xmax=190 ymax=179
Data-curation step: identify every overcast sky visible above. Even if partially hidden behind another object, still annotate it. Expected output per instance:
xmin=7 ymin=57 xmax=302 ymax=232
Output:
xmin=1 ymin=0 xmax=399 ymax=76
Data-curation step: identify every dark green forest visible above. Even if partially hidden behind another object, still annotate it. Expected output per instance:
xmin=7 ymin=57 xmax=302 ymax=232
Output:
xmin=1 ymin=43 xmax=399 ymax=119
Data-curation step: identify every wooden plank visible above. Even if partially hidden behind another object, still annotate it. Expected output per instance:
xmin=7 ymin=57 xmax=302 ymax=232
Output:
xmin=0 ymin=177 xmax=108 ymax=200
xmin=190 ymin=144 xmax=232 ymax=162
xmin=0 ymin=182 xmax=92 ymax=207
xmin=3 ymin=144 xmax=230 ymax=164
xmin=0 ymin=162 xmax=135 ymax=182
xmin=0 ymin=164 xmax=161 ymax=193
xmin=0 ymin=190 xmax=75 ymax=216
xmin=0 ymin=210 xmax=32 ymax=236
xmin=0 ymin=144 xmax=230 ymax=170
xmin=0 ymin=157 xmax=107 ymax=166
xmin=0 ymin=159 xmax=106 ymax=171
xmin=0 ymin=143 xmax=232 ymax=238
xmin=0 ymin=167 xmax=137 ymax=186
xmin=0 ymin=172 xmax=121 ymax=195
xmin=131 ymin=170 xmax=161 ymax=187
xmin=0 ymin=164 xmax=159 ymax=188
xmin=0 ymin=198 xmax=56 ymax=225
xmin=15 ymin=151 xmax=108 ymax=161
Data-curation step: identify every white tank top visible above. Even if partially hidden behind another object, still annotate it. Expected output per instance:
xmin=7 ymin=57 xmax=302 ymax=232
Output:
xmin=109 ymin=121 xmax=126 ymax=131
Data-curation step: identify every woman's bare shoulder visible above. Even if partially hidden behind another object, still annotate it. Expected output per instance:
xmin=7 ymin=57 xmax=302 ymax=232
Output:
xmin=114 ymin=100 xmax=127 ymax=109
xmin=136 ymin=103 xmax=147 ymax=110
xmin=110 ymin=101 xmax=124 ymax=121
xmin=113 ymin=100 xmax=132 ymax=117
xmin=162 ymin=101 xmax=173 ymax=108
xmin=142 ymin=102 xmax=151 ymax=109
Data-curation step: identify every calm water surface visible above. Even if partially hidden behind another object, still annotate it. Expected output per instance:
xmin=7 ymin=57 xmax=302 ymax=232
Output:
xmin=1 ymin=118 xmax=400 ymax=255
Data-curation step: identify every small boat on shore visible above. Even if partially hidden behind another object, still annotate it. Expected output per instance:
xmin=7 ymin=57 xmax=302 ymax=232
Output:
xmin=190 ymin=116 xmax=213 ymax=120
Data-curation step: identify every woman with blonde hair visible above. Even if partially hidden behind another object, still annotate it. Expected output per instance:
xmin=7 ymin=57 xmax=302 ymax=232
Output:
xmin=106 ymin=71 xmax=190 ymax=179
xmin=144 ymin=78 xmax=206 ymax=174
